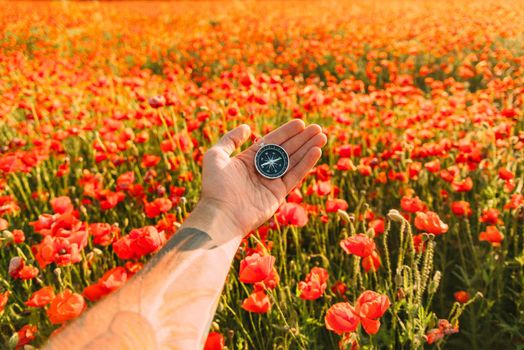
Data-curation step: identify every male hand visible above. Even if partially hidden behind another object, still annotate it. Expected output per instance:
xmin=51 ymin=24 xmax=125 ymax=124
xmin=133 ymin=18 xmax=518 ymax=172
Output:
xmin=199 ymin=120 xmax=327 ymax=239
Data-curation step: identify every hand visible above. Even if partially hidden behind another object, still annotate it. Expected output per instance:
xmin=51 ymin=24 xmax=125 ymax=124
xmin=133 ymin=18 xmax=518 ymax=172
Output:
xmin=198 ymin=120 xmax=327 ymax=239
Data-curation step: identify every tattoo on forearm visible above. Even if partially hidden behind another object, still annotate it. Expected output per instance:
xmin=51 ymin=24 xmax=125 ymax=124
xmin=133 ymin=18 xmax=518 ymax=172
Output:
xmin=45 ymin=227 xmax=231 ymax=350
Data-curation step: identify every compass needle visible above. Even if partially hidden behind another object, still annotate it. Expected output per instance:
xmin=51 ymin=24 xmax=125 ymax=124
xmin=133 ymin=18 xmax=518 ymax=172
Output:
xmin=254 ymin=144 xmax=289 ymax=179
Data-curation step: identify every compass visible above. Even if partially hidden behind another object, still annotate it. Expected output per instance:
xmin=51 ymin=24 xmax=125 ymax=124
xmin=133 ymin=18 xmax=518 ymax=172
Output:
xmin=254 ymin=144 xmax=289 ymax=179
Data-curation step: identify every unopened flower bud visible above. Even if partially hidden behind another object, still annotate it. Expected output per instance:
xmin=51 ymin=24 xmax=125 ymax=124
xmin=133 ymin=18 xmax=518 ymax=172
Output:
xmin=8 ymin=333 xmax=19 ymax=349
xmin=92 ymin=248 xmax=103 ymax=256
xmin=394 ymin=272 xmax=403 ymax=286
xmin=428 ymin=271 xmax=441 ymax=294
xmin=388 ymin=209 xmax=404 ymax=222
xmin=516 ymin=205 xmax=524 ymax=221
xmin=336 ymin=209 xmax=353 ymax=222
xmin=227 ymin=329 xmax=235 ymax=339
xmin=9 ymin=256 xmax=24 ymax=277
xmin=2 ymin=230 xmax=14 ymax=244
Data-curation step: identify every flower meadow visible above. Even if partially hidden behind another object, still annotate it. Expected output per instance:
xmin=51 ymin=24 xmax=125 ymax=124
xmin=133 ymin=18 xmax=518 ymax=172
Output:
xmin=0 ymin=1 xmax=523 ymax=349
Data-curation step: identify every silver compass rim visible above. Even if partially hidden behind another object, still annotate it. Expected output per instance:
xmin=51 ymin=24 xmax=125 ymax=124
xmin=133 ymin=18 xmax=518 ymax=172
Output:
xmin=254 ymin=143 xmax=290 ymax=179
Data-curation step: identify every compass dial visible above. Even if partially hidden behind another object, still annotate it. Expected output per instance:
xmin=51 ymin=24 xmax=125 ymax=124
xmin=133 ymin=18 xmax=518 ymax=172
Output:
xmin=254 ymin=144 xmax=289 ymax=179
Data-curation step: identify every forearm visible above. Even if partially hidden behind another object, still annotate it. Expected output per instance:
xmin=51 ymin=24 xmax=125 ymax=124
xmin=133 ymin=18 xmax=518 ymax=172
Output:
xmin=44 ymin=201 xmax=244 ymax=350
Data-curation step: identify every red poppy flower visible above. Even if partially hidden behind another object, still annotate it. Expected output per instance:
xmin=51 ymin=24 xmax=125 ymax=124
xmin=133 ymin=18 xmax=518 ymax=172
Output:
xmin=337 ymin=157 xmax=356 ymax=171
xmin=204 ymin=331 xmax=225 ymax=350
xmin=83 ymin=267 xmax=128 ymax=302
xmin=362 ymin=250 xmax=381 ymax=273
xmin=340 ymin=234 xmax=375 ymax=258
xmin=287 ymin=188 xmax=303 ymax=203
xmin=47 ymin=289 xmax=86 ymax=324
xmin=148 ymin=95 xmax=166 ymax=108
xmin=425 ymin=319 xmax=459 ymax=344
xmin=25 ymin=286 xmax=55 ymax=307
xmin=142 ymin=154 xmax=161 ymax=167
xmin=479 ymin=226 xmax=504 ymax=247
xmin=144 ymin=197 xmax=173 ymax=218
xmin=338 ymin=144 xmax=361 ymax=158
xmin=9 ymin=257 xmax=39 ymax=280
xmin=113 ymin=226 xmax=166 ymax=260
xmin=414 ymin=211 xmax=448 ymax=235
xmin=298 ymin=267 xmax=329 ymax=300
xmin=498 ymin=167 xmax=514 ymax=180
xmin=504 ymin=194 xmax=524 ymax=210
xmin=241 ymin=290 xmax=271 ymax=313
xmin=355 ymin=290 xmax=390 ymax=335
xmin=325 ymin=302 xmax=360 ymax=335
xmin=425 ymin=328 xmax=444 ymax=344
xmin=12 ymin=229 xmax=25 ymax=244
xmin=276 ymin=202 xmax=308 ymax=227
xmin=331 ymin=281 xmax=347 ymax=296
xmin=413 ymin=234 xmax=426 ymax=253
xmin=239 ymin=253 xmax=275 ymax=284
xmin=357 ymin=164 xmax=372 ymax=176
xmin=52 ymin=237 xmax=83 ymax=266
xmin=0 ymin=291 xmax=10 ymax=313
xmin=451 ymin=201 xmax=472 ymax=217
xmin=89 ymin=223 xmax=120 ymax=246
xmin=116 ymin=171 xmax=135 ymax=190
xmin=254 ymin=267 xmax=280 ymax=290
xmin=479 ymin=208 xmax=502 ymax=225
xmin=453 ymin=290 xmax=470 ymax=303
xmin=16 ymin=324 xmax=37 ymax=348
xmin=452 ymin=177 xmax=473 ymax=192
xmin=424 ymin=159 xmax=440 ymax=173
xmin=400 ymin=196 xmax=426 ymax=213
xmin=369 ymin=218 xmax=385 ymax=236
xmin=326 ymin=198 xmax=349 ymax=213
xmin=408 ymin=162 xmax=422 ymax=179
xmin=50 ymin=196 xmax=74 ymax=214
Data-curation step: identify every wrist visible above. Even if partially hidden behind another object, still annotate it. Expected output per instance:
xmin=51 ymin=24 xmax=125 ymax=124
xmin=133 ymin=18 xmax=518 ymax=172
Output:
xmin=181 ymin=199 xmax=245 ymax=243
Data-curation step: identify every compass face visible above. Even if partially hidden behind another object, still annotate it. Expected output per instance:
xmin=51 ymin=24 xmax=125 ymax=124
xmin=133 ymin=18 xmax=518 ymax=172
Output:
xmin=254 ymin=144 xmax=289 ymax=179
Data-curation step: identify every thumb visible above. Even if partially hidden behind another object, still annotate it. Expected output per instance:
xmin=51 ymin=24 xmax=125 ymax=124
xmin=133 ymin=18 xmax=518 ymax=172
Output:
xmin=215 ymin=124 xmax=251 ymax=156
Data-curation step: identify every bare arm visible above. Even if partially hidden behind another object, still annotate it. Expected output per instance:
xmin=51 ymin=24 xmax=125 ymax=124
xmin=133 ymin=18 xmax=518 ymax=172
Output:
xmin=44 ymin=120 xmax=327 ymax=350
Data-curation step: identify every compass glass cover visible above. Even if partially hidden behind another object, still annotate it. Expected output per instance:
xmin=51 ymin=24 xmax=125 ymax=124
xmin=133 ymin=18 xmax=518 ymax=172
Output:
xmin=255 ymin=144 xmax=289 ymax=179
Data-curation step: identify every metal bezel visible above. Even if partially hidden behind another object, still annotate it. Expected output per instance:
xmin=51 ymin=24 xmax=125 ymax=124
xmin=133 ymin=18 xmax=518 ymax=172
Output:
xmin=254 ymin=144 xmax=289 ymax=179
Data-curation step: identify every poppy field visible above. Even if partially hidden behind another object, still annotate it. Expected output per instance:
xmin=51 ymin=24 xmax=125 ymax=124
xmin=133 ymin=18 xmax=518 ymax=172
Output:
xmin=1 ymin=1 xmax=523 ymax=349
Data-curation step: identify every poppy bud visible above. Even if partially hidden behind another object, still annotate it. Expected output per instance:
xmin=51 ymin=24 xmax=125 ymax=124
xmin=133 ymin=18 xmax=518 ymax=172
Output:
xmin=8 ymin=333 xmax=19 ymax=350
xmin=516 ymin=205 xmax=524 ymax=221
xmin=2 ymin=230 xmax=14 ymax=244
xmin=428 ymin=271 xmax=441 ymax=294
xmin=387 ymin=209 xmax=404 ymax=222
xmin=394 ymin=271 xmax=403 ymax=286
xmin=336 ymin=209 xmax=353 ymax=223
xmin=9 ymin=257 xmax=24 ymax=278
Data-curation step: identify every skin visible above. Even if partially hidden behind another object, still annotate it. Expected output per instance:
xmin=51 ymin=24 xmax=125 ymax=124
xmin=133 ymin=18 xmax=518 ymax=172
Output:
xmin=44 ymin=120 xmax=327 ymax=350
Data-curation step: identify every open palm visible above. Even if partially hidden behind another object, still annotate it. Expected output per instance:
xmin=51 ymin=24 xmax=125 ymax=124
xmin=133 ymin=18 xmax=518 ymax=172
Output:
xmin=201 ymin=120 xmax=327 ymax=236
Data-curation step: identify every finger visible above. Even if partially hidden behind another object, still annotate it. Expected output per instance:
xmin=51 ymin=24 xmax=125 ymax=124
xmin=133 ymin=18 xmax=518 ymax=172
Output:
xmin=287 ymin=133 xmax=327 ymax=168
xmin=215 ymin=124 xmax=251 ymax=156
xmin=251 ymin=119 xmax=305 ymax=150
xmin=283 ymin=147 xmax=322 ymax=192
xmin=281 ymin=124 xmax=322 ymax=156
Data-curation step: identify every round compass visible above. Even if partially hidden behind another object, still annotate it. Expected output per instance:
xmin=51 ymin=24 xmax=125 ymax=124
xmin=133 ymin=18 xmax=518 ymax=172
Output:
xmin=254 ymin=144 xmax=289 ymax=179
